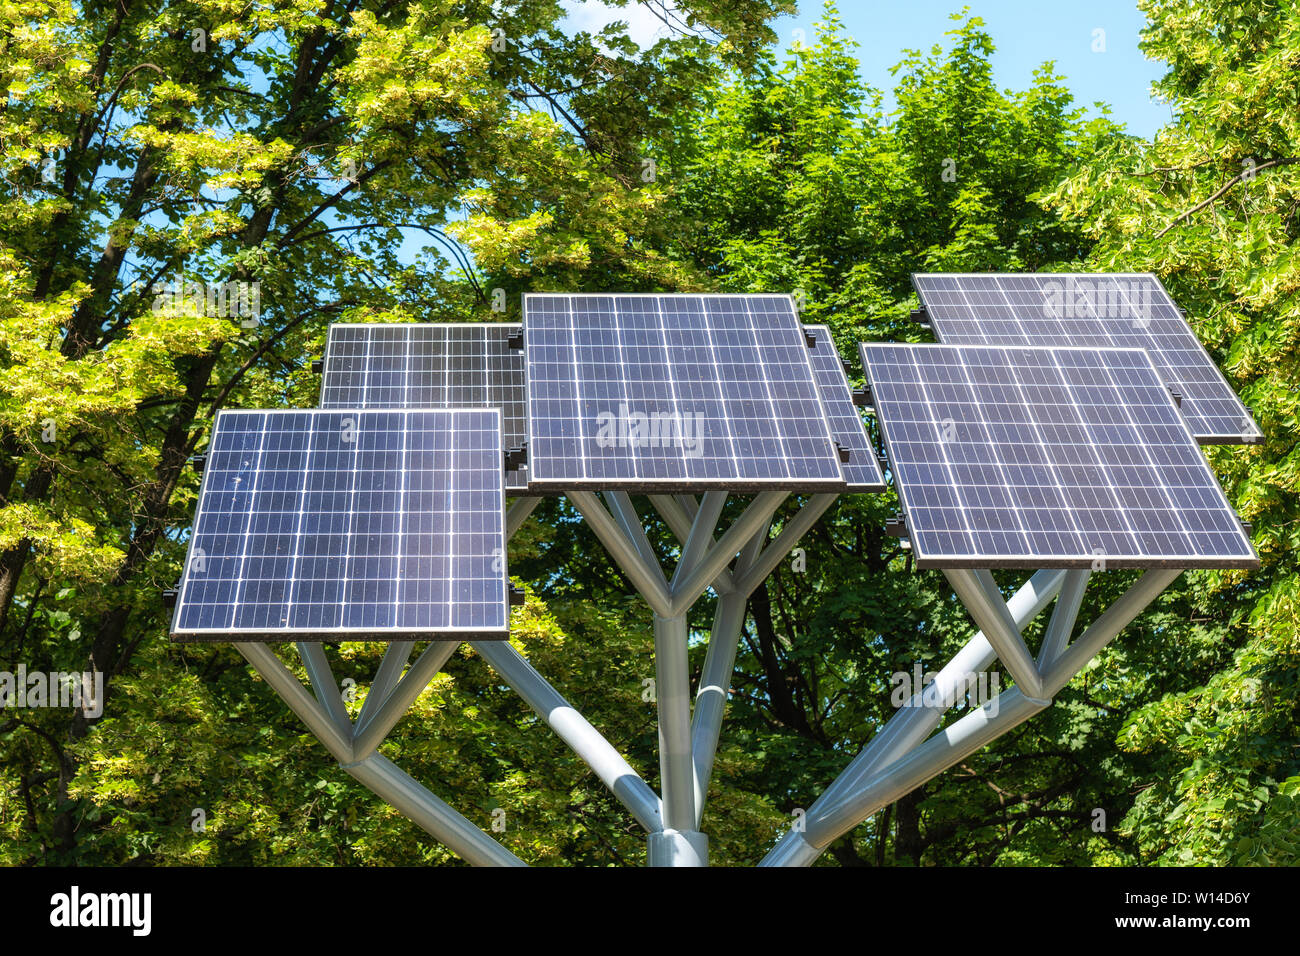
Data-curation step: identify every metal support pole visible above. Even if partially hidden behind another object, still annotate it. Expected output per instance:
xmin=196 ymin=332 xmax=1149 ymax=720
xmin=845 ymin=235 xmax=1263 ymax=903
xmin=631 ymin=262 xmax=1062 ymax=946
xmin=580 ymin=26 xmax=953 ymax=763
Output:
xmin=345 ymin=754 xmax=526 ymax=867
xmin=649 ymin=494 xmax=735 ymax=593
xmin=691 ymin=520 xmax=770 ymax=825
xmin=1037 ymin=569 xmax=1090 ymax=669
xmin=758 ymin=568 xmax=1065 ymax=867
xmin=297 ymin=642 xmax=353 ymax=738
xmin=352 ymin=640 xmax=461 ymax=761
xmin=672 ymin=491 xmax=728 ymax=583
xmin=944 ymin=568 xmax=1046 ymax=699
xmin=472 ymin=640 xmax=664 ymax=833
xmin=1040 ymin=568 xmax=1183 ymax=698
xmin=606 ymin=491 xmax=664 ymax=575
xmin=652 ymin=613 xmax=703 ymax=863
xmin=651 ymin=493 xmax=842 ymax=825
xmin=668 ymin=491 xmax=786 ymax=615
xmin=690 ymin=590 xmax=748 ymax=826
xmin=732 ymin=494 xmax=838 ymax=596
xmin=648 ymin=494 xmax=692 ymax=541
xmin=355 ymin=641 xmax=415 ymax=731
xmin=569 ymin=491 xmax=673 ymax=616
xmin=506 ymin=496 xmax=542 ymax=539
xmin=798 ymin=687 xmax=1050 ymax=850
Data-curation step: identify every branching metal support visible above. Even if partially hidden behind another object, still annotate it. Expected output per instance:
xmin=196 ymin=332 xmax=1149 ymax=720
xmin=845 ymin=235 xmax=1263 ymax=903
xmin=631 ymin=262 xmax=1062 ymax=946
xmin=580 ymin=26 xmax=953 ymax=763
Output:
xmin=235 ymin=487 xmax=1184 ymax=869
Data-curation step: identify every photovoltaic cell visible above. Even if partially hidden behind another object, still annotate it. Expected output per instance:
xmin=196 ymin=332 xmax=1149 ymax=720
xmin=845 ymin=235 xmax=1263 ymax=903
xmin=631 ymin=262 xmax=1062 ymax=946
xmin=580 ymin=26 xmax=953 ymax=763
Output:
xmin=912 ymin=273 xmax=1263 ymax=444
xmin=860 ymin=343 xmax=1258 ymax=570
xmin=524 ymin=294 xmax=846 ymax=492
xmin=319 ymin=323 xmax=530 ymax=492
xmin=802 ymin=324 xmax=886 ymax=492
xmin=171 ymin=408 xmax=509 ymax=641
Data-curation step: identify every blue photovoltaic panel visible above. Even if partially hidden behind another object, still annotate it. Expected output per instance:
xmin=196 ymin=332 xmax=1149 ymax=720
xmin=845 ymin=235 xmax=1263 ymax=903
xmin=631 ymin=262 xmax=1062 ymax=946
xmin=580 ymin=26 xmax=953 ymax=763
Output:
xmin=171 ymin=408 xmax=509 ymax=641
xmin=859 ymin=343 xmax=1258 ymax=570
xmin=319 ymin=323 xmax=531 ymax=493
xmin=524 ymin=294 xmax=846 ymax=491
xmin=912 ymin=273 xmax=1263 ymax=444
xmin=803 ymin=325 xmax=886 ymax=492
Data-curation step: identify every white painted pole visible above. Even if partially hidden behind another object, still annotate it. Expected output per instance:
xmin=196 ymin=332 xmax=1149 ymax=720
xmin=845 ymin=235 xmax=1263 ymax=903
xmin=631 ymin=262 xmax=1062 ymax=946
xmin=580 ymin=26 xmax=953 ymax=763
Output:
xmin=654 ymin=612 xmax=696 ymax=839
xmin=1037 ymin=569 xmax=1090 ymax=668
xmin=758 ymin=569 xmax=1065 ymax=866
xmin=472 ymin=640 xmax=663 ymax=833
xmin=944 ymin=568 xmax=1046 ymax=699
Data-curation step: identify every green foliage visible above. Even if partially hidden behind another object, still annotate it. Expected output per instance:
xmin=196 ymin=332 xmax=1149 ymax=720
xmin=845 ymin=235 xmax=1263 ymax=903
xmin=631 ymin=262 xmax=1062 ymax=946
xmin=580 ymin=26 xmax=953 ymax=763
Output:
xmin=0 ymin=0 xmax=793 ymax=864
xmin=1041 ymin=0 xmax=1300 ymax=865
xmin=1 ymin=0 xmax=1293 ymax=869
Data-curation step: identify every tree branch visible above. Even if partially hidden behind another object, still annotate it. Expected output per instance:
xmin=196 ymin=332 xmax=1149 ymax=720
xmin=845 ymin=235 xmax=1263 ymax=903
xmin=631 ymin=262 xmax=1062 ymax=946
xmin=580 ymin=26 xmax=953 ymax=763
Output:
xmin=1155 ymin=157 xmax=1299 ymax=238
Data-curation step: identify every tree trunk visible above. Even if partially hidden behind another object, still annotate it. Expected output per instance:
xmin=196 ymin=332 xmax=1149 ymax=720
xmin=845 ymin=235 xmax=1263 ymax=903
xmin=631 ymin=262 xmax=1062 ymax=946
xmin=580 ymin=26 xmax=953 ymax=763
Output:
xmin=894 ymin=787 xmax=925 ymax=866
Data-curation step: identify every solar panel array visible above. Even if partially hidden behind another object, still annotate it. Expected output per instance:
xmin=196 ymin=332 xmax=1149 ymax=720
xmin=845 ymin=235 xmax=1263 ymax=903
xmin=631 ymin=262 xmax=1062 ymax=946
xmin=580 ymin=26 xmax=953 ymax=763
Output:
xmin=320 ymin=324 xmax=530 ymax=492
xmin=911 ymin=273 xmax=1262 ymax=445
xmin=171 ymin=409 xmax=509 ymax=641
xmin=859 ymin=343 xmax=1258 ymax=570
xmin=172 ymin=277 xmax=1260 ymax=642
xmin=524 ymin=294 xmax=847 ymax=491
xmin=803 ymin=325 xmax=886 ymax=492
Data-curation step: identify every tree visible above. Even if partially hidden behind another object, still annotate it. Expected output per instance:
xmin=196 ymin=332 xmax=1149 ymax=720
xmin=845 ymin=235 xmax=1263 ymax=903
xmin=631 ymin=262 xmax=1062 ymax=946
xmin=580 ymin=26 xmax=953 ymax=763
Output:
xmin=0 ymin=0 xmax=794 ymax=863
xmin=1040 ymin=0 xmax=1300 ymax=865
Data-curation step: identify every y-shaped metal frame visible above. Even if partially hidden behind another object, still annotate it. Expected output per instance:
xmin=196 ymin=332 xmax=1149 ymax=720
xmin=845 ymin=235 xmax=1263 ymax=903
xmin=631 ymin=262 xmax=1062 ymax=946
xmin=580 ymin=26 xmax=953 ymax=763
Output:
xmin=233 ymin=483 xmax=1185 ymax=868
xmin=760 ymin=565 xmax=1184 ymax=866
xmin=567 ymin=489 xmax=838 ymax=865
xmin=645 ymin=492 xmax=839 ymax=826
xmin=233 ymin=496 xmax=553 ymax=867
xmin=234 ymin=489 xmax=832 ymax=867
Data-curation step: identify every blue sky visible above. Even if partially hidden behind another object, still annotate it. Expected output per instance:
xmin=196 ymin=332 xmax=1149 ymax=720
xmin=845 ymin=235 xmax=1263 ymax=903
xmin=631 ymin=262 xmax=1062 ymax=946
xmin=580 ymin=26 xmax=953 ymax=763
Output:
xmin=564 ymin=0 xmax=1172 ymax=139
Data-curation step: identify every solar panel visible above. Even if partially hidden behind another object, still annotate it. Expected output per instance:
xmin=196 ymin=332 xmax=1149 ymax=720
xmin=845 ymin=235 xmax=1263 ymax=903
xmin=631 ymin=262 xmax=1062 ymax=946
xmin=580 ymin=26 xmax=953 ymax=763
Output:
xmin=802 ymin=325 xmax=886 ymax=492
xmin=171 ymin=408 xmax=509 ymax=641
xmin=524 ymin=294 xmax=847 ymax=492
xmin=859 ymin=343 xmax=1258 ymax=570
xmin=911 ymin=273 xmax=1263 ymax=445
xmin=319 ymin=323 xmax=531 ymax=492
